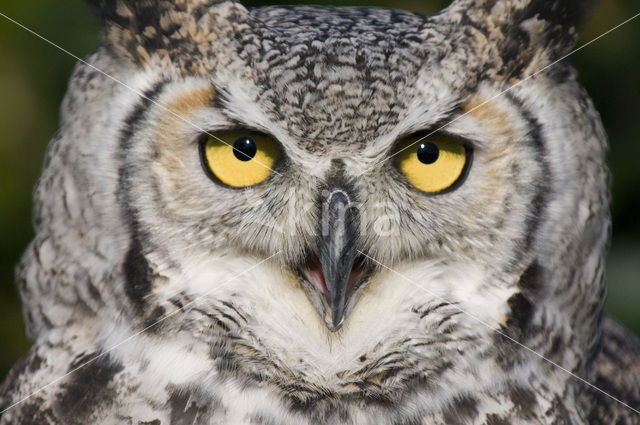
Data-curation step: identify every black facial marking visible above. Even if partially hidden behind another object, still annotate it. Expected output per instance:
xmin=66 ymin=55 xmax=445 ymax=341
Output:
xmin=494 ymin=292 xmax=537 ymax=370
xmin=518 ymin=261 xmax=543 ymax=293
xmin=117 ymin=80 xmax=168 ymax=314
xmin=505 ymin=292 xmax=534 ymax=334
xmin=117 ymin=78 xmax=168 ymax=223
xmin=56 ymin=352 xmax=123 ymax=424
xmin=123 ymin=237 xmax=153 ymax=310
xmin=503 ymin=92 xmax=550 ymax=271
xmin=118 ymin=79 xmax=167 ymax=149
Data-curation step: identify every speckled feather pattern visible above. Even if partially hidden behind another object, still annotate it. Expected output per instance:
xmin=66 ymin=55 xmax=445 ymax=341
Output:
xmin=1 ymin=1 xmax=639 ymax=424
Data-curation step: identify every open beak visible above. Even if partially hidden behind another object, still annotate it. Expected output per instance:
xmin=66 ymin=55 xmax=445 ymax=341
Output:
xmin=299 ymin=189 xmax=370 ymax=332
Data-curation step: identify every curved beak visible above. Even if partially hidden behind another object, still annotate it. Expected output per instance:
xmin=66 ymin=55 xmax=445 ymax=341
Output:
xmin=299 ymin=189 xmax=368 ymax=332
xmin=319 ymin=189 xmax=359 ymax=330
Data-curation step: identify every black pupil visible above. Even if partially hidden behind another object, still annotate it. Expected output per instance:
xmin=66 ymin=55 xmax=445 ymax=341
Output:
xmin=417 ymin=142 xmax=439 ymax=164
xmin=233 ymin=137 xmax=257 ymax=161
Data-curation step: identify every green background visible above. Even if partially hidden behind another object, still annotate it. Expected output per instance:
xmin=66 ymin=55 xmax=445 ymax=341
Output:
xmin=0 ymin=0 xmax=638 ymax=382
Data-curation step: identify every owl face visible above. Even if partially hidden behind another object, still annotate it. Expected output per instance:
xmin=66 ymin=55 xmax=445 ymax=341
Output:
xmin=26 ymin=0 xmax=608 ymax=406
xmin=122 ymin=5 xmax=547 ymax=329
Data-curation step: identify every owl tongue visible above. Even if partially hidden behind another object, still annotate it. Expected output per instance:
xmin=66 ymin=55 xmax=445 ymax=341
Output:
xmin=302 ymin=258 xmax=328 ymax=295
xmin=302 ymin=256 xmax=365 ymax=299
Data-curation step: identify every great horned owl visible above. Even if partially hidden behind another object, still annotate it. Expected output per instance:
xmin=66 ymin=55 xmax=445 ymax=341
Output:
xmin=1 ymin=0 xmax=639 ymax=424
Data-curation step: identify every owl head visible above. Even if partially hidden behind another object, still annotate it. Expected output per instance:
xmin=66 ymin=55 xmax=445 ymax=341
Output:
xmin=21 ymin=0 xmax=607 ymax=407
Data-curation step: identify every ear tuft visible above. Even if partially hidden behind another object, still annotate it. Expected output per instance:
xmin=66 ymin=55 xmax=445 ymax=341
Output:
xmin=510 ymin=0 xmax=597 ymax=61
xmin=443 ymin=0 xmax=598 ymax=79
xmin=85 ymin=0 xmax=244 ymax=70
xmin=85 ymin=0 xmax=141 ymax=29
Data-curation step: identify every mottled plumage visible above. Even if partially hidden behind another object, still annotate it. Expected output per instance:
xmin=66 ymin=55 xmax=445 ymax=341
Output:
xmin=2 ymin=0 xmax=640 ymax=424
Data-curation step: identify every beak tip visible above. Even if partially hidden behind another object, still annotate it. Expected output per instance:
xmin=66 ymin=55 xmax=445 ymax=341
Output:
xmin=322 ymin=307 xmax=346 ymax=332
xmin=324 ymin=318 xmax=345 ymax=333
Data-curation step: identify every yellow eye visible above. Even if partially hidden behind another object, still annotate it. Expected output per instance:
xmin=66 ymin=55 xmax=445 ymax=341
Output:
xmin=395 ymin=136 xmax=467 ymax=193
xmin=201 ymin=132 xmax=281 ymax=188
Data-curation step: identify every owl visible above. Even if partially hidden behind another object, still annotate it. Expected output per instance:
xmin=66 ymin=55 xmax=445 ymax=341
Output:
xmin=1 ymin=0 xmax=639 ymax=424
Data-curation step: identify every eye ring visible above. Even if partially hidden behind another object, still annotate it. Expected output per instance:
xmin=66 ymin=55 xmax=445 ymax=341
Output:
xmin=393 ymin=134 xmax=472 ymax=194
xmin=199 ymin=130 xmax=282 ymax=188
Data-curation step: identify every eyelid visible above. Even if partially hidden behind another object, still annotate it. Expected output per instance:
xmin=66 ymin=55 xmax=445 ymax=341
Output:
xmin=206 ymin=127 xmax=273 ymax=137
xmin=196 ymin=127 xmax=280 ymax=146
xmin=392 ymin=130 xmax=475 ymax=156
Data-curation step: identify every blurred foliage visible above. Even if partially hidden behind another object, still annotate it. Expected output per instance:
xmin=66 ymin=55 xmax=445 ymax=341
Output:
xmin=0 ymin=0 xmax=638 ymax=382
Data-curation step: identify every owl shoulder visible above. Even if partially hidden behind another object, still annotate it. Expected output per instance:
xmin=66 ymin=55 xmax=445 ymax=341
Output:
xmin=580 ymin=317 xmax=640 ymax=424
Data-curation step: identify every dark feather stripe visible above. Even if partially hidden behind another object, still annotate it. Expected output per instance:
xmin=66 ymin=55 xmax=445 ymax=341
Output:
xmin=57 ymin=352 xmax=123 ymax=424
xmin=117 ymin=79 xmax=168 ymax=311
xmin=504 ymin=91 xmax=551 ymax=271
xmin=123 ymin=236 xmax=154 ymax=311
xmin=119 ymin=80 xmax=168 ymax=149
